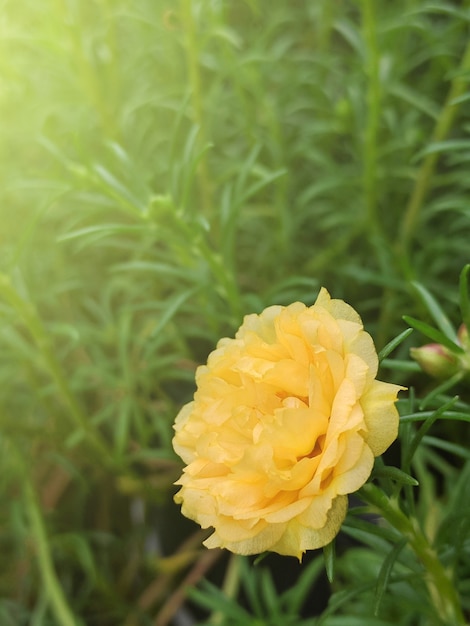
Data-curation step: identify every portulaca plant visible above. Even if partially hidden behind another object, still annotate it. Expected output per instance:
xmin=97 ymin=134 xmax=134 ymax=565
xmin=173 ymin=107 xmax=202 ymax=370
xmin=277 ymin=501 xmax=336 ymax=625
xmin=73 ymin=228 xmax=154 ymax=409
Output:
xmin=173 ymin=270 xmax=470 ymax=625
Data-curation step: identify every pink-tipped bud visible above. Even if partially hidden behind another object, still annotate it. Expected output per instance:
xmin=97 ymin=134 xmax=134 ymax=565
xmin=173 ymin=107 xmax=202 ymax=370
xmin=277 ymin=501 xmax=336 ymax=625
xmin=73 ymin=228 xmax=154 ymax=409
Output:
xmin=410 ymin=343 xmax=459 ymax=379
xmin=458 ymin=324 xmax=469 ymax=349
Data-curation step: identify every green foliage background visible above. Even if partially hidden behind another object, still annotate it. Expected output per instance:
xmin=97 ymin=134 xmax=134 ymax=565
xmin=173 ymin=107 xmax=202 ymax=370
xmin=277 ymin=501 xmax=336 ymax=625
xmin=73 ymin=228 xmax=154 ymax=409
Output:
xmin=1 ymin=1 xmax=470 ymax=624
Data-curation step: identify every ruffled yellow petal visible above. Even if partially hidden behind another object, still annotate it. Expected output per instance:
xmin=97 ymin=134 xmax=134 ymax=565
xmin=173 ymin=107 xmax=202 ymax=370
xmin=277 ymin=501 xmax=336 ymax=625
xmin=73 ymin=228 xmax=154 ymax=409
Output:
xmin=272 ymin=495 xmax=348 ymax=560
xmin=361 ymin=380 xmax=403 ymax=455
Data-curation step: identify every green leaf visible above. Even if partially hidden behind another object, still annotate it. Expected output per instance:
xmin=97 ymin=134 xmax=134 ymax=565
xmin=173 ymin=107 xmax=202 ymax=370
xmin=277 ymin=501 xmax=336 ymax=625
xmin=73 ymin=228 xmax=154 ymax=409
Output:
xmin=189 ymin=580 xmax=251 ymax=622
xmin=57 ymin=224 xmax=147 ymax=243
xmin=260 ymin=568 xmax=281 ymax=618
xmin=93 ymin=163 xmax=146 ymax=213
xmin=419 ymin=371 xmax=464 ymax=410
xmin=112 ymin=261 xmax=197 ymax=281
xmin=322 ymin=618 xmax=403 ymax=626
xmin=413 ymin=139 xmax=470 ymax=162
xmin=380 ymin=358 xmax=421 ymax=372
xmin=422 ymin=435 xmax=470 ymax=461
xmin=404 ymin=396 xmax=459 ymax=466
xmin=373 ymin=465 xmax=419 ymax=487
xmin=388 ymin=83 xmax=439 ymax=120
xmin=400 ymin=410 xmax=470 ymax=424
xmin=150 ymin=287 xmax=199 ymax=337
xmin=240 ymin=559 xmax=264 ymax=617
xmin=323 ymin=539 xmax=336 ymax=583
xmin=450 ymin=92 xmax=470 ymax=106
xmin=402 ymin=315 xmax=464 ymax=354
xmin=180 ymin=137 xmax=214 ymax=212
xmin=411 ymin=281 xmax=459 ymax=343
xmin=114 ymin=395 xmax=132 ymax=458
xmin=374 ymin=538 xmax=408 ymax=616
xmin=253 ymin=552 xmax=269 ymax=566
xmin=280 ymin=556 xmax=324 ymax=614
xmin=317 ymin=582 xmax=377 ymax=626
xmin=52 ymin=533 xmax=97 ymax=585
xmin=344 ymin=509 xmax=402 ymax=539
xmin=378 ymin=328 xmax=413 ymax=361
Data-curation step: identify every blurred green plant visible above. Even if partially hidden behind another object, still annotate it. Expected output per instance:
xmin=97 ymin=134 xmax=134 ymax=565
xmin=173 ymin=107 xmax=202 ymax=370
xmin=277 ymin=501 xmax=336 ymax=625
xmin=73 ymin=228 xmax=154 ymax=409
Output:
xmin=1 ymin=0 xmax=470 ymax=624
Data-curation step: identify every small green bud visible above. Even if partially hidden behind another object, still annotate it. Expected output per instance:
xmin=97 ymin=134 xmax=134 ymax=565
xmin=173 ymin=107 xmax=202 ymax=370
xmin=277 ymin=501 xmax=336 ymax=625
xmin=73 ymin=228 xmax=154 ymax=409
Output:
xmin=410 ymin=343 xmax=460 ymax=379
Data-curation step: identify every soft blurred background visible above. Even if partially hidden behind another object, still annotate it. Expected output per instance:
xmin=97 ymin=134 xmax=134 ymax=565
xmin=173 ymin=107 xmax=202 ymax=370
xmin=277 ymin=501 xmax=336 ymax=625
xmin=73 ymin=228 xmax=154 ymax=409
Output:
xmin=1 ymin=1 xmax=470 ymax=624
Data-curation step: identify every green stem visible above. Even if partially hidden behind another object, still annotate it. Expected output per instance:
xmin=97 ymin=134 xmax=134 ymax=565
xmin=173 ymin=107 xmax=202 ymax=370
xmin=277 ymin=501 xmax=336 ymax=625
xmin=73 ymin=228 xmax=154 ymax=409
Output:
xmin=399 ymin=40 xmax=470 ymax=253
xmin=210 ymin=554 xmax=243 ymax=625
xmin=360 ymin=483 xmax=465 ymax=625
xmin=180 ymin=0 xmax=211 ymax=214
xmin=317 ymin=2 xmax=335 ymax=55
xmin=20 ymin=455 xmax=79 ymax=626
xmin=55 ymin=0 xmax=117 ymax=139
xmin=361 ymin=0 xmax=381 ymax=234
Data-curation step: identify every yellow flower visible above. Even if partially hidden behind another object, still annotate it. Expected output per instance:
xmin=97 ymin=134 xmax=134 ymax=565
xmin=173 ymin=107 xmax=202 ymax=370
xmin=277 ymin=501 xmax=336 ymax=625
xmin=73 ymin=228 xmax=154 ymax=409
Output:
xmin=172 ymin=288 xmax=403 ymax=559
